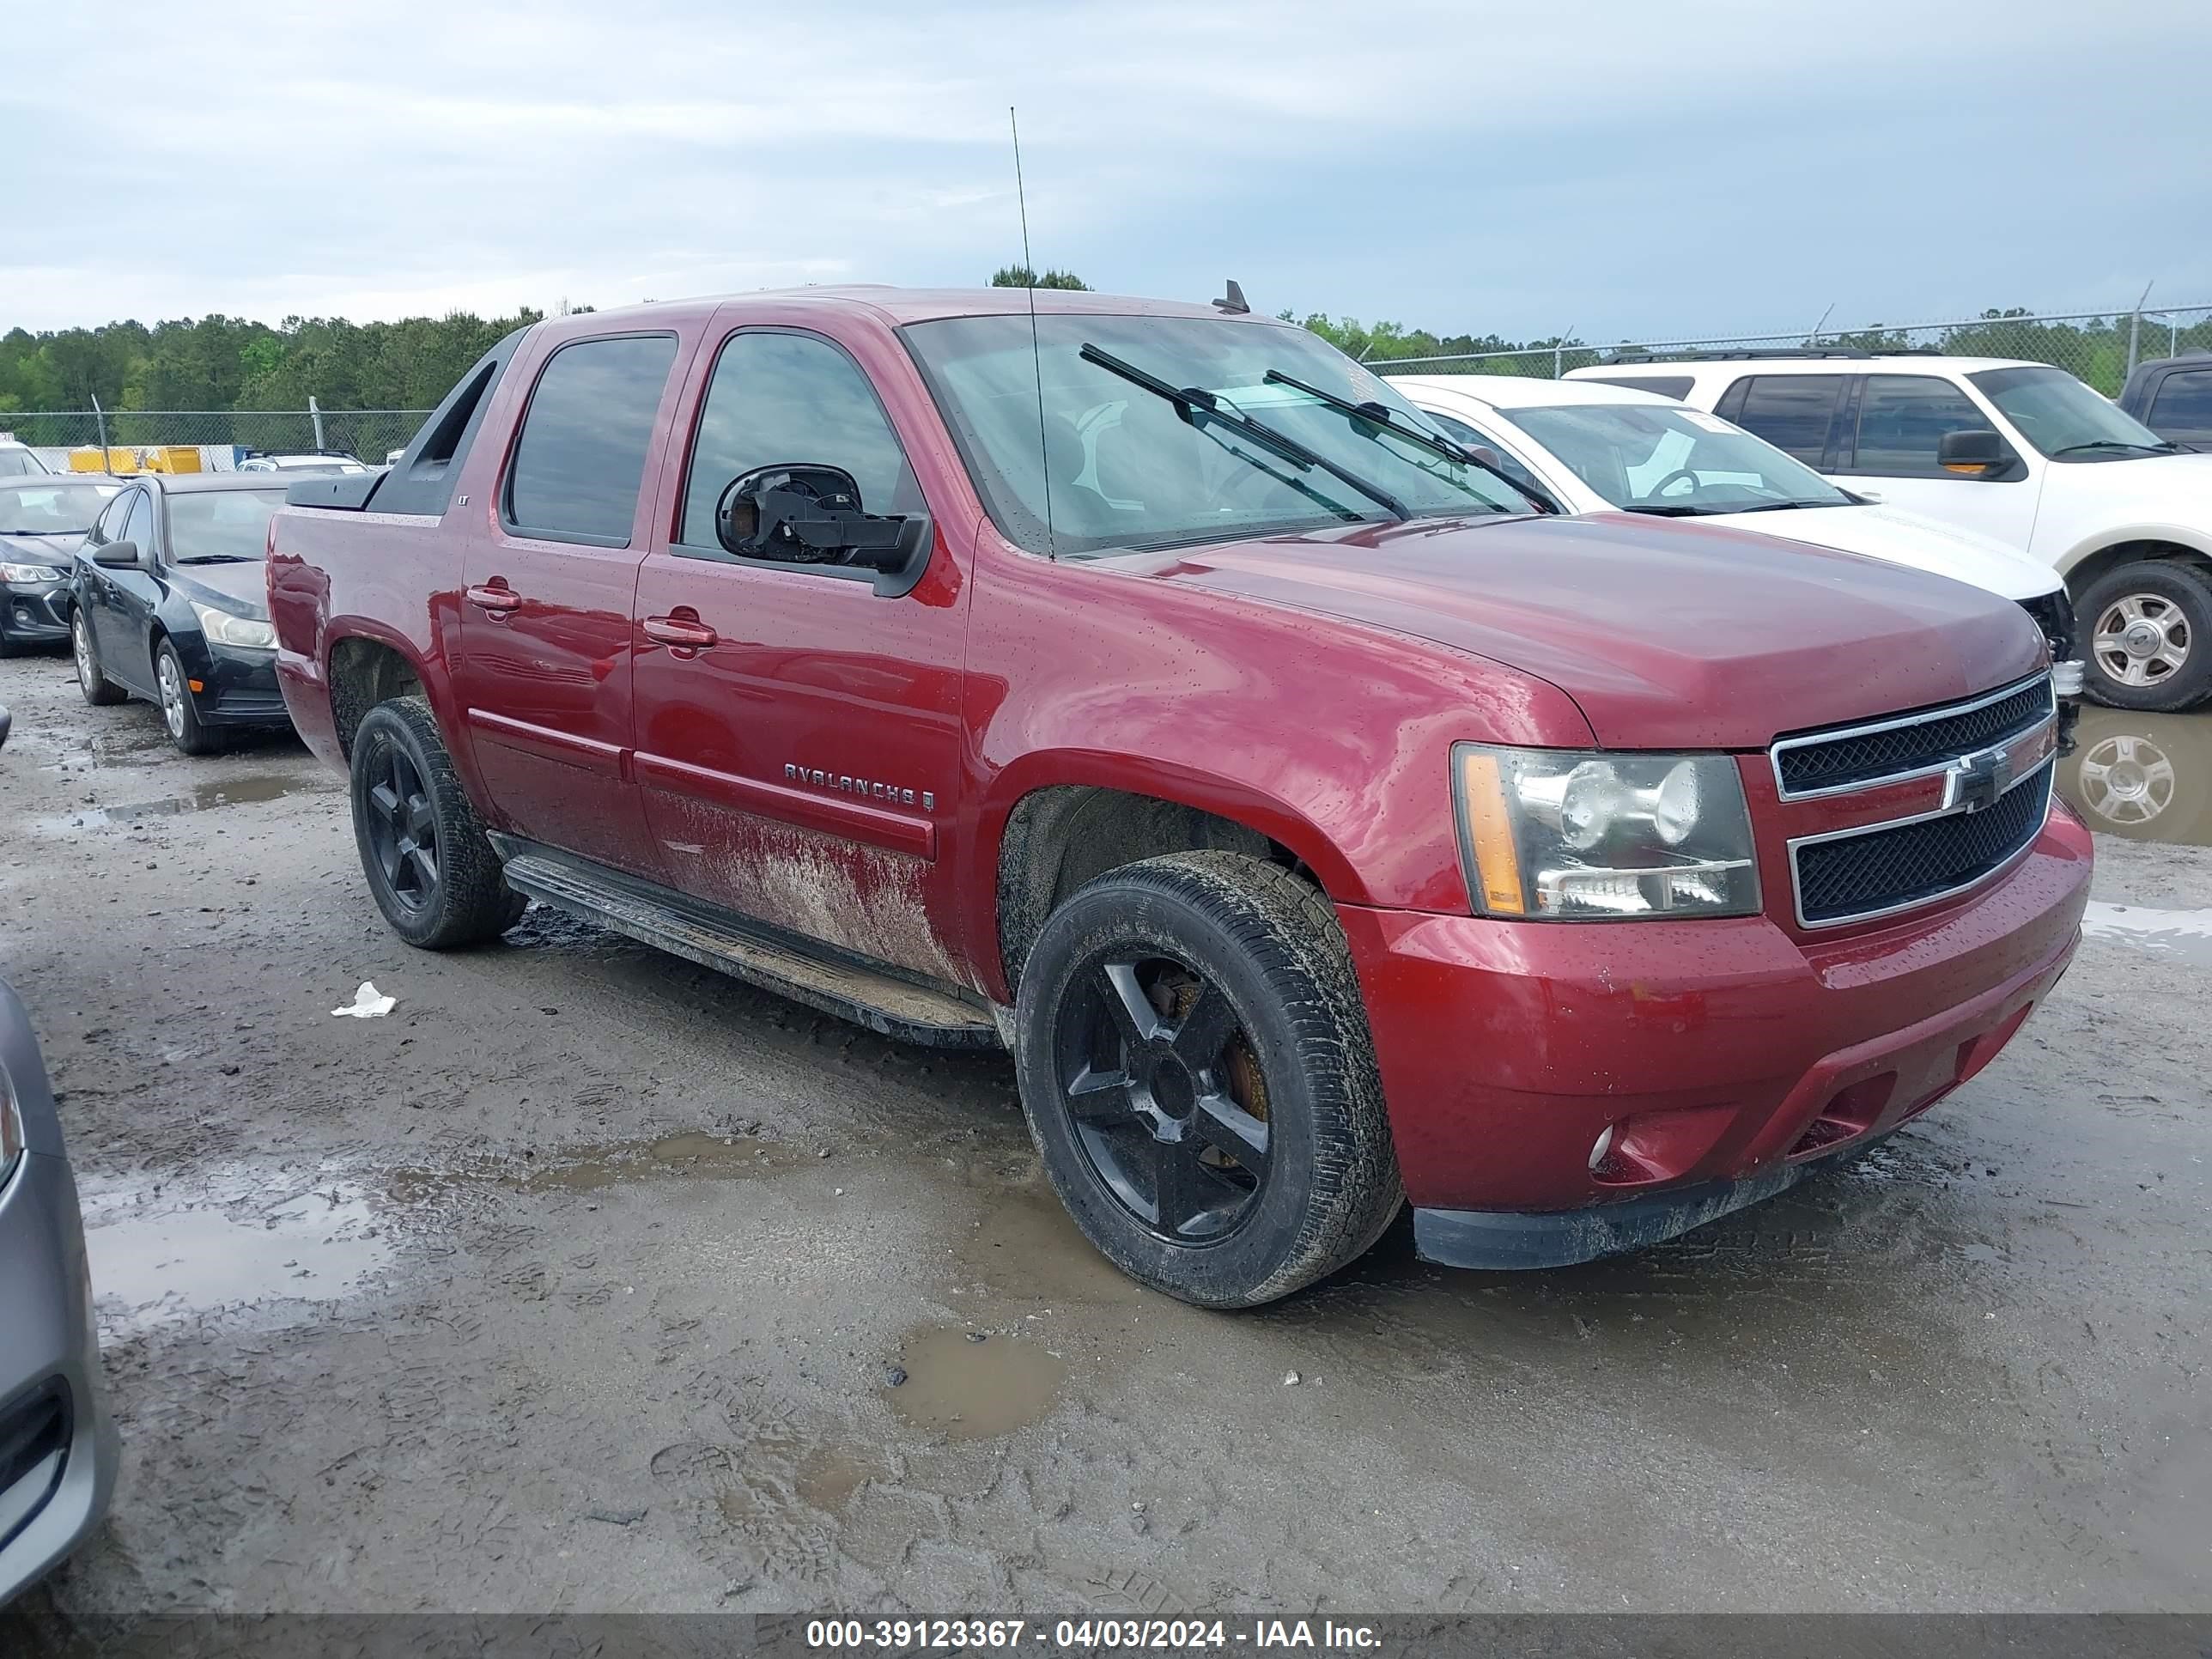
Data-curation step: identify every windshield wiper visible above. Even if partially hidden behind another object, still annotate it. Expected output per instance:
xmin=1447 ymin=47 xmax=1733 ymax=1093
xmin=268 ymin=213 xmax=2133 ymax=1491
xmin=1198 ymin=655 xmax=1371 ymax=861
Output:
xmin=176 ymin=554 xmax=257 ymax=565
xmin=1729 ymin=500 xmax=1839 ymax=513
xmin=1079 ymin=344 xmax=1410 ymax=521
xmin=2050 ymin=440 xmax=2180 ymax=458
xmin=1260 ymin=368 xmax=1564 ymax=515
xmin=1617 ymin=502 xmax=1713 ymax=517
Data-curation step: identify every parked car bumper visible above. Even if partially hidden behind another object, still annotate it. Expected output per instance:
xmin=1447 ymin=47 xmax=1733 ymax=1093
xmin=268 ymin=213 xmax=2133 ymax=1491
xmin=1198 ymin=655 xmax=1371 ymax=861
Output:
xmin=0 ymin=580 xmax=71 ymax=647
xmin=180 ymin=640 xmax=291 ymax=730
xmin=1338 ymin=802 xmax=2094 ymax=1268
xmin=0 ymin=1148 xmax=117 ymax=1609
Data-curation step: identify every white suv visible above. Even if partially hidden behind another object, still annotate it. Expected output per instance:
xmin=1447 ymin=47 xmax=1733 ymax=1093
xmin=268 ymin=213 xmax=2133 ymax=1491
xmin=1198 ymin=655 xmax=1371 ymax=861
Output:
xmin=1565 ymin=353 xmax=2212 ymax=710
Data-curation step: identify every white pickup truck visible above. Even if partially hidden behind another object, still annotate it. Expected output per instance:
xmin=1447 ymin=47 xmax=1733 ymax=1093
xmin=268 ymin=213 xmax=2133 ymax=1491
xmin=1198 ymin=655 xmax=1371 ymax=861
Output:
xmin=1566 ymin=352 xmax=2212 ymax=711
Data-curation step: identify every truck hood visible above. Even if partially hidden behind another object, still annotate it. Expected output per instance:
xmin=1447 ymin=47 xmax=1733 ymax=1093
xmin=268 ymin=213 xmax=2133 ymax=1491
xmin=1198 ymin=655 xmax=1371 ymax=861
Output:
xmin=1698 ymin=501 xmax=2061 ymax=603
xmin=1157 ymin=513 xmax=2045 ymax=750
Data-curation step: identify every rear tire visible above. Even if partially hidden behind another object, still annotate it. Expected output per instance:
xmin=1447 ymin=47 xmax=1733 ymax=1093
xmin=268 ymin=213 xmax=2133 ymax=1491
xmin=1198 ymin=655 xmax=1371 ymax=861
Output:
xmin=350 ymin=696 xmax=526 ymax=949
xmin=2079 ymin=562 xmax=2212 ymax=711
xmin=71 ymin=610 xmax=125 ymax=706
xmin=1013 ymin=851 xmax=1402 ymax=1309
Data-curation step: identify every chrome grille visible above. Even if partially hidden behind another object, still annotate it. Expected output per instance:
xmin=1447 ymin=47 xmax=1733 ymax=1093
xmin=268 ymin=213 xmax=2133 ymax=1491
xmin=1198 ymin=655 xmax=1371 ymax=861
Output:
xmin=1794 ymin=767 xmax=2052 ymax=926
xmin=1775 ymin=673 xmax=2057 ymax=927
xmin=1771 ymin=673 xmax=2054 ymax=799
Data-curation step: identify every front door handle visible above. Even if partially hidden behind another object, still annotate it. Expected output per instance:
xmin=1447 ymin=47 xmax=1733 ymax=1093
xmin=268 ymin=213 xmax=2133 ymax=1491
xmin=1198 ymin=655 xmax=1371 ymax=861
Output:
xmin=642 ymin=613 xmax=718 ymax=649
xmin=465 ymin=580 xmax=522 ymax=614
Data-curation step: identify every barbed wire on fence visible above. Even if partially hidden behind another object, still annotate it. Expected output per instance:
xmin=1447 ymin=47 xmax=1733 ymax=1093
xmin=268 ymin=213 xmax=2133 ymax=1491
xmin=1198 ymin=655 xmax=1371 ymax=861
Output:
xmin=1366 ymin=305 xmax=2212 ymax=393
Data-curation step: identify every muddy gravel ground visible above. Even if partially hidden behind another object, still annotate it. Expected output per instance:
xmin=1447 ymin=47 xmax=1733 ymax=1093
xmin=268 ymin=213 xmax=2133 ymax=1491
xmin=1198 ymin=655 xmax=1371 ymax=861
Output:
xmin=1 ymin=647 xmax=2208 ymax=1631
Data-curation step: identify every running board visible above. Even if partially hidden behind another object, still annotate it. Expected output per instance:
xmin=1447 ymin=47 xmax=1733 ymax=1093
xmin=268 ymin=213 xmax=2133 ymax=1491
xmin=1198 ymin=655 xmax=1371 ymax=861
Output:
xmin=496 ymin=847 xmax=1003 ymax=1050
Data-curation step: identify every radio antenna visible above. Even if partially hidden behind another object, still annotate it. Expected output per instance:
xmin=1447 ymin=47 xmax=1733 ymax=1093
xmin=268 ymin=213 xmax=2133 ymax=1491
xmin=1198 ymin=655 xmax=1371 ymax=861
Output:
xmin=1010 ymin=106 xmax=1055 ymax=558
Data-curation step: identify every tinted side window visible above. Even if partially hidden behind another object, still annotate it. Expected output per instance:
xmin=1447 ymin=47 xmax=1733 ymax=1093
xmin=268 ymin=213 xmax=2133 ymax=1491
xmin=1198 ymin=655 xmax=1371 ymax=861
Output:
xmin=504 ymin=334 xmax=679 ymax=545
xmin=1421 ymin=410 xmax=1546 ymax=495
xmin=119 ymin=489 xmax=153 ymax=551
xmin=1729 ymin=376 xmax=1845 ymax=465
xmin=678 ymin=331 xmax=921 ymax=555
xmin=87 ymin=490 xmax=129 ymax=545
xmin=1851 ymin=375 xmax=1994 ymax=476
xmin=1577 ymin=374 xmax=1692 ymax=400
xmin=2147 ymin=368 xmax=2212 ymax=440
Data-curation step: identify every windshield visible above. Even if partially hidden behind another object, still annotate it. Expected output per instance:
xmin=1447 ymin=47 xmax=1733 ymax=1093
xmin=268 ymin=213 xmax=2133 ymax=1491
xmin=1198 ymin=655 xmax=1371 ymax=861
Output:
xmin=0 ymin=448 xmax=47 ymax=478
xmin=0 ymin=481 xmax=120 ymax=535
xmin=1500 ymin=403 xmax=1852 ymax=514
xmin=1968 ymin=366 xmax=2172 ymax=459
xmin=168 ymin=489 xmax=287 ymax=562
xmin=902 ymin=314 xmax=1535 ymax=557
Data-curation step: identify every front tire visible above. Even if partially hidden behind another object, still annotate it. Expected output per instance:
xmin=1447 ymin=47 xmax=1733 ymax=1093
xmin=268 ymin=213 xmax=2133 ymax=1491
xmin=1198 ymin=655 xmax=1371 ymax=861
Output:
xmin=349 ymin=696 xmax=526 ymax=949
xmin=72 ymin=610 xmax=125 ymax=706
xmin=2080 ymin=562 xmax=2212 ymax=711
xmin=1013 ymin=851 xmax=1402 ymax=1309
xmin=155 ymin=640 xmax=222 ymax=755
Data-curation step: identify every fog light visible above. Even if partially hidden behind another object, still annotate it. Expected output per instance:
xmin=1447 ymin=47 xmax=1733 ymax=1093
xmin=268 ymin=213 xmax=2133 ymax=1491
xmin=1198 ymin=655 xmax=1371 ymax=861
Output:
xmin=1588 ymin=1122 xmax=1616 ymax=1174
xmin=2051 ymin=659 xmax=2084 ymax=697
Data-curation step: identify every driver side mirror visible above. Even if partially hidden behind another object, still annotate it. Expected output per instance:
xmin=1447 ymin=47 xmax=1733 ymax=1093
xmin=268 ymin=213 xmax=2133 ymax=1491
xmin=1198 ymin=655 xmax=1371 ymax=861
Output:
xmin=1937 ymin=428 xmax=2016 ymax=478
xmin=714 ymin=465 xmax=932 ymax=598
xmin=93 ymin=539 xmax=143 ymax=569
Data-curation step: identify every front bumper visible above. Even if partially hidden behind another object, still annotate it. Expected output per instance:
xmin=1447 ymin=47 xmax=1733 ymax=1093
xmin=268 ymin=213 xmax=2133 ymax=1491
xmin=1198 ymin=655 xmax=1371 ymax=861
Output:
xmin=0 ymin=1151 xmax=118 ymax=1609
xmin=185 ymin=641 xmax=290 ymax=729
xmin=1339 ymin=805 xmax=2093 ymax=1265
xmin=0 ymin=581 xmax=70 ymax=644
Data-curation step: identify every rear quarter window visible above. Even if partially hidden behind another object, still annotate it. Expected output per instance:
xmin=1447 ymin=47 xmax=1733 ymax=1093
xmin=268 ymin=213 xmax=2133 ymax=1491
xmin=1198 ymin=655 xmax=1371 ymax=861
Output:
xmin=503 ymin=334 xmax=680 ymax=546
xmin=1725 ymin=374 xmax=1847 ymax=466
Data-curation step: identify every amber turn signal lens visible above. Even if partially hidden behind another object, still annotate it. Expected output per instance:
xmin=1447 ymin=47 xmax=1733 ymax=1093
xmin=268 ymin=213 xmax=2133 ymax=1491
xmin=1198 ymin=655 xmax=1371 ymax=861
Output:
xmin=1455 ymin=748 xmax=1525 ymax=915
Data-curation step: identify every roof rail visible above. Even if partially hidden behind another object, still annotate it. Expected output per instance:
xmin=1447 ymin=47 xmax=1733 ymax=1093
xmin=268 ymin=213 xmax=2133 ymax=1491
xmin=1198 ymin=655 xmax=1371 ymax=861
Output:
xmin=1598 ymin=346 xmax=1939 ymax=365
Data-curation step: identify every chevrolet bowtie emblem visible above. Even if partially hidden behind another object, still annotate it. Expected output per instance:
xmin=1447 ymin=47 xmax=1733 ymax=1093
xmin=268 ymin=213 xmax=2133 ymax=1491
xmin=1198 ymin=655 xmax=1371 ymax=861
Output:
xmin=1947 ymin=746 xmax=2010 ymax=813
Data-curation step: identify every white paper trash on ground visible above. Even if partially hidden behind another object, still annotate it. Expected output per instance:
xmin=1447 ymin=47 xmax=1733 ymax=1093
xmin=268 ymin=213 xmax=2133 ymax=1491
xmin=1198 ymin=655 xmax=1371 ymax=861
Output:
xmin=332 ymin=981 xmax=397 ymax=1018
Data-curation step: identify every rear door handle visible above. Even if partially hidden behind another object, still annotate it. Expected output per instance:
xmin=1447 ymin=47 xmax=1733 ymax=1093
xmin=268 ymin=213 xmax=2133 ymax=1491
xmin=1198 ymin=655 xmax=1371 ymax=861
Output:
xmin=465 ymin=581 xmax=522 ymax=614
xmin=642 ymin=613 xmax=718 ymax=649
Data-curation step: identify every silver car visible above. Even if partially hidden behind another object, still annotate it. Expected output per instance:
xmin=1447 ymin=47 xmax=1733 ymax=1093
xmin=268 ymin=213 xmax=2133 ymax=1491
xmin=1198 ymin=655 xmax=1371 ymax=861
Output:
xmin=0 ymin=975 xmax=117 ymax=1608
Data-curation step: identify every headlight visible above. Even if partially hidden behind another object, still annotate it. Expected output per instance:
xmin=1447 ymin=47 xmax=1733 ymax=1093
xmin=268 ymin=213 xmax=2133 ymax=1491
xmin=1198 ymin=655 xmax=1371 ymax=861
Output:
xmin=1453 ymin=744 xmax=1760 ymax=920
xmin=0 ymin=562 xmax=64 ymax=582
xmin=190 ymin=600 xmax=276 ymax=651
xmin=0 ymin=1063 xmax=22 ymax=1185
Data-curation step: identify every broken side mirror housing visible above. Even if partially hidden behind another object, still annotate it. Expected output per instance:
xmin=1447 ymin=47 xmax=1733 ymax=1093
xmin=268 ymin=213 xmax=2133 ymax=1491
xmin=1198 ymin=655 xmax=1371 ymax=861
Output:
xmin=714 ymin=465 xmax=932 ymax=598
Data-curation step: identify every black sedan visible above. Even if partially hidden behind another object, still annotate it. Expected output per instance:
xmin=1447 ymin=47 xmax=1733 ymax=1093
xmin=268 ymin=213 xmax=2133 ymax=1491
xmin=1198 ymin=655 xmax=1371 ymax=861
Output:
xmin=68 ymin=472 xmax=294 ymax=755
xmin=0 ymin=478 xmax=124 ymax=656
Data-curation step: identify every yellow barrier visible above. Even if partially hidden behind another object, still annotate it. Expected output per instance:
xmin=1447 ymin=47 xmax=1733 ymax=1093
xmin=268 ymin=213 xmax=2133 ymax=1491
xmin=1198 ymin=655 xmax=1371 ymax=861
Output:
xmin=66 ymin=446 xmax=204 ymax=474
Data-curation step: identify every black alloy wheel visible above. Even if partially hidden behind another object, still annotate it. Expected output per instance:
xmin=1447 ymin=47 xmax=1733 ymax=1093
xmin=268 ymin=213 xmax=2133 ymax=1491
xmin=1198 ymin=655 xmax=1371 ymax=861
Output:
xmin=362 ymin=734 xmax=441 ymax=915
xmin=1057 ymin=951 xmax=1274 ymax=1244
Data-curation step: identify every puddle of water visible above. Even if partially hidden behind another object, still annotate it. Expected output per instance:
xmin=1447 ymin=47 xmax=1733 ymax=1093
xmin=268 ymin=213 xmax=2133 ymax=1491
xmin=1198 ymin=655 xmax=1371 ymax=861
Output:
xmin=517 ymin=1132 xmax=802 ymax=1194
xmin=2058 ymin=708 xmax=2212 ymax=848
xmin=795 ymin=1446 xmax=876 ymax=1514
xmin=81 ymin=1177 xmax=391 ymax=1331
xmin=2081 ymin=901 xmax=2212 ymax=969
xmin=885 ymin=1325 xmax=1068 ymax=1442
xmin=42 ymin=771 xmax=317 ymax=832
xmin=392 ymin=1132 xmax=804 ymax=1201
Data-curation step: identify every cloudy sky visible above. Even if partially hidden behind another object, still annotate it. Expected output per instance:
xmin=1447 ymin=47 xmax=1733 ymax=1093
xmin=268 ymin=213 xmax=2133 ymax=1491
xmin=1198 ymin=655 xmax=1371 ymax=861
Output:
xmin=8 ymin=0 xmax=2210 ymax=342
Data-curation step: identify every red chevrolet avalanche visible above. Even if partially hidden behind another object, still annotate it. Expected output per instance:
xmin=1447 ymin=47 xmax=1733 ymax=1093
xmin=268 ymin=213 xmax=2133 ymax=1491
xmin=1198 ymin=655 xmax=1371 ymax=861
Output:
xmin=267 ymin=288 xmax=2091 ymax=1306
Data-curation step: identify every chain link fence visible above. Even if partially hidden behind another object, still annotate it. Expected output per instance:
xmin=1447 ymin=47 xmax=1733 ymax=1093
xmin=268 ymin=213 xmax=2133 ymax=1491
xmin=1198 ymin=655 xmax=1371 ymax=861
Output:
xmin=0 ymin=408 xmax=430 ymax=471
xmin=6 ymin=304 xmax=2209 ymax=462
xmin=1368 ymin=304 xmax=2212 ymax=393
